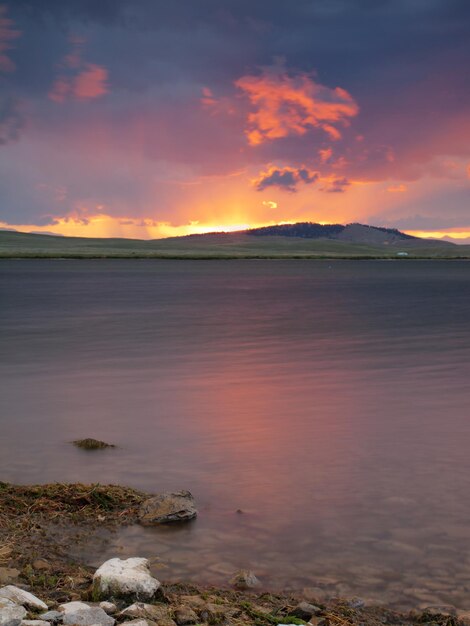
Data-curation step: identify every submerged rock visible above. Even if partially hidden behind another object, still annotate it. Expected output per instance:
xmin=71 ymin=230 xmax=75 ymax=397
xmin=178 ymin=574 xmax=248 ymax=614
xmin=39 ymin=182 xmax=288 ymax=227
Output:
xmin=58 ymin=601 xmax=114 ymax=626
xmin=93 ymin=558 xmax=160 ymax=601
xmin=139 ymin=491 xmax=197 ymax=525
xmin=230 ymin=570 xmax=260 ymax=590
xmin=0 ymin=586 xmax=48 ymax=611
xmin=0 ymin=598 xmax=27 ymax=626
xmin=72 ymin=438 xmax=115 ymax=450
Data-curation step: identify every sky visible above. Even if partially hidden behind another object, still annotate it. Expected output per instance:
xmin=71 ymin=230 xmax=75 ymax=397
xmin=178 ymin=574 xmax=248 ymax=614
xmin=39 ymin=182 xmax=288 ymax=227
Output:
xmin=0 ymin=0 xmax=469 ymax=241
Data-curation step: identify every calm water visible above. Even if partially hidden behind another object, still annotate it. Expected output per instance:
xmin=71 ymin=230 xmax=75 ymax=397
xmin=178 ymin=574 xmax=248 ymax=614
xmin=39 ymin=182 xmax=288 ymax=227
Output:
xmin=2 ymin=259 xmax=470 ymax=609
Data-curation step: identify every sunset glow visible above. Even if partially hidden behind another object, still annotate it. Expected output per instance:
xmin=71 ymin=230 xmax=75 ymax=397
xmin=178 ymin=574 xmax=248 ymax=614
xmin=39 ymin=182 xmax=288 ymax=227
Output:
xmin=0 ymin=1 xmax=468 ymax=240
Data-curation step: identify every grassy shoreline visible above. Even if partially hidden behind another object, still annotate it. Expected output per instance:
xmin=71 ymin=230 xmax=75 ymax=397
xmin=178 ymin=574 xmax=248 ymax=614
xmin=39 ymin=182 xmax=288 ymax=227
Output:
xmin=0 ymin=482 xmax=466 ymax=625
xmin=2 ymin=230 xmax=469 ymax=260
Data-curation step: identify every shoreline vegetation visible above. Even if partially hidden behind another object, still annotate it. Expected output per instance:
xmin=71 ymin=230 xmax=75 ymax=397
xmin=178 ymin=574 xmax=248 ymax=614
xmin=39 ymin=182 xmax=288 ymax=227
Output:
xmin=0 ymin=482 xmax=467 ymax=626
xmin=1 ymin=229 xmax=470 ymax=260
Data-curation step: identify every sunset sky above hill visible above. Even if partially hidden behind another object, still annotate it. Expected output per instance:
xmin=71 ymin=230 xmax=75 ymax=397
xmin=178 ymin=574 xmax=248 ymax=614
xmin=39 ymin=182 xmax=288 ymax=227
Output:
xmin=0 ymin=0 xmax=469 ymax=240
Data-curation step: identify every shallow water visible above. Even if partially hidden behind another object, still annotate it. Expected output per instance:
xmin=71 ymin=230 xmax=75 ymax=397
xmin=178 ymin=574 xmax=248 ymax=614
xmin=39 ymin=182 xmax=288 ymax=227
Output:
xmin=1 ymin=259 xmax=470 ymax=608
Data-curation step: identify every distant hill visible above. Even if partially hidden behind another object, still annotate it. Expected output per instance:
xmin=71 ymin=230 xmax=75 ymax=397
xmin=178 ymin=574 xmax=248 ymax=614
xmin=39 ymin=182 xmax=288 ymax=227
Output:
xmin=0 ymin=222 xmax=465 ymax=259
xmin=246 ymin=222 xmax=419 ymax=245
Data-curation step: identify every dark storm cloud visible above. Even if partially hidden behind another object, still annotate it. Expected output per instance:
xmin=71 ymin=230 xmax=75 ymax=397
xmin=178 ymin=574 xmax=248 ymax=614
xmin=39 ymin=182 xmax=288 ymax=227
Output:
xmin=254 ymin=167 xmax=319 ymax=192
xmin=0 ymin=96 xmax=24 ymax=144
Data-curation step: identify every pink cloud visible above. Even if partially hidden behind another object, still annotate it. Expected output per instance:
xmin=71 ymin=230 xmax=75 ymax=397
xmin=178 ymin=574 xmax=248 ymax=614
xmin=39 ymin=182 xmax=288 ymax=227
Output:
xmin=49 ymin=37 xmax=109 ymax=103
xmin=0 ymin=4 xmax=20 ymax=73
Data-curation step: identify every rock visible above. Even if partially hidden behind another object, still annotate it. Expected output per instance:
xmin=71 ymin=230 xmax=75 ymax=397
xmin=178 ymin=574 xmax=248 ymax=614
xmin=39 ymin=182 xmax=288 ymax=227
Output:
xmin=178 ymin=596 xmax=206 ymax=610
xmin=292 ymin=602 xmax=322 ymax=620
xmin=457 ymin=610 xmax=470 ymax=626
xmin=93 ymin=558 xmax=160 ymax=601
xmin=58 ymin=601 xmax=114 ymax=626
xmin=139 ymin=491 xmax=197 ymax=525
xmin=99 ymin=602 xmax=117 ymax=615
xmin=0 ymin=568 xmax=20 ymax=585
xmin=421 ymin=605 xmax=457 ymax=617
xmin=0 ymin=586 xmax=48 ymax=611
xmin=122 ymin=621 xmax=155 ymax=626
xmin=32 ymin=561 xmax=50 ymax=572
xmin=37 ymin=612 xmax=61 ymax=623
xmin=22 ymin=621 xmax=50 ymax=626
xmin=0 ymin=598 xmax=27 ymax=626
xmin=38 ymin=612 xmax=62 ymax=623
xmin=199 ymin=603 xmax=231 ymax=623
xmin=347 ymin=598 xmax=365 ymax=609
xmin=72 ymin=439 xmax=115 ymax=450
xmin=230 ymin=569 xmax=260 ymax=590
xmin=173 ymin=605 xmax=198 ymax=625
xmin=119 ymin=603 xmax=175 ymax=625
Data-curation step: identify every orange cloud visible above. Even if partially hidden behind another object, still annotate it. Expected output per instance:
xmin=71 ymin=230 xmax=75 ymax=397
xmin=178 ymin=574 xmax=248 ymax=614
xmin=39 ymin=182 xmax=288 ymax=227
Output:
xmin=387 ymin=184 xmax=407 ymax=193
xmin=235 ymin=64 xmax=358 ymax=145
xmin=406 ymin=229 xmax=470 ymax=241
xmin=0 ymin=213 xmax=258 ymax=239
xmin=49 ymin=36 xmax=109 ymax=103
xmin=0 ymin=4 xmax=20 ymax=73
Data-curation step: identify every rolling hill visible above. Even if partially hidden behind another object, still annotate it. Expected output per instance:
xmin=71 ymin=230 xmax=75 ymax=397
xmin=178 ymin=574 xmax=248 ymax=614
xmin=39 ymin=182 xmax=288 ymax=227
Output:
xmin=0 ymin=223 xmax=467 ymax=259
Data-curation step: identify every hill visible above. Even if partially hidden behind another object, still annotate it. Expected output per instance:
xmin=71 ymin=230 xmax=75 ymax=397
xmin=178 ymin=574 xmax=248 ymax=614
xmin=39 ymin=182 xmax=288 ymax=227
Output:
xmin=0 ymin=223 xmax=467 ymax=259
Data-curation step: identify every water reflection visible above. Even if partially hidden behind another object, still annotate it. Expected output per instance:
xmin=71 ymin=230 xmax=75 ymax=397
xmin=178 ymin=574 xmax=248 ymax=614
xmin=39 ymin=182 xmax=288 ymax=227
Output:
xmin=1 ymin=260 xmax=470 ymax=609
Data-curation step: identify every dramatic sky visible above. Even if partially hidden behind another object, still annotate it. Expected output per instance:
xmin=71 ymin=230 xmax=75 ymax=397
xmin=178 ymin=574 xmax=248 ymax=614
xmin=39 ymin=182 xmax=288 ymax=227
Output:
xmin=0 ymin=0 xmax=469 ymax=240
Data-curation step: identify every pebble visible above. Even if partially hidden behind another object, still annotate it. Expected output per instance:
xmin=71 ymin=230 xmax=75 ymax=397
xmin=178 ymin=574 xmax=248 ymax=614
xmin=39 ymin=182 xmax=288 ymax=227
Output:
xmin=173 ymin=605 xmax=198 ymax=625
xmin=99 ymin=602 xmax=117 ymax=615
xmin=230 ymin=569 xmax=260 ymax=589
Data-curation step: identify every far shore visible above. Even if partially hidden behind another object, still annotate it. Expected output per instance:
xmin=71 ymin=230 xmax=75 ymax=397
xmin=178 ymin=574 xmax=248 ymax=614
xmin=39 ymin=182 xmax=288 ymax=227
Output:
xmin=2 ymin=254 xmax=470 ymax=260
xmin=2 ymin=228 xmax=469 ymax=261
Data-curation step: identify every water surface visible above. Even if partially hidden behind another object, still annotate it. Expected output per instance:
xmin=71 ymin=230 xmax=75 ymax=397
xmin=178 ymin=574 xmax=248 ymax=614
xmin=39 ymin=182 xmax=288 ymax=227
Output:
xmin=1 ymin=259 xmax=470 ymax=608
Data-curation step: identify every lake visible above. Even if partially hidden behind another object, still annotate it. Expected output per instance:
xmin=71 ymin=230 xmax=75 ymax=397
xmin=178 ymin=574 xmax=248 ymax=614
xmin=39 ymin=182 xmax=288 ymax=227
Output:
xmin=1 ymin=259 xmax=470 ymax=609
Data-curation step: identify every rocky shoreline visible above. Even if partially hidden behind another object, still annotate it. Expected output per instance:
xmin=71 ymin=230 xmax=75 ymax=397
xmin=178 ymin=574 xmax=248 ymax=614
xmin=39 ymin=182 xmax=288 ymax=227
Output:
xmin=0 ymin=482 xmax=467 ymax=626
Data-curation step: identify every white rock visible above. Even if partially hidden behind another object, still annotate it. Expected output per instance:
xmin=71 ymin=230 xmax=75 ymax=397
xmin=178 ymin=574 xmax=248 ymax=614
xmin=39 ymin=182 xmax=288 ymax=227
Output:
xmin=0 ymin=586 xmax=48 ymax=611
xmin=93 ymin=558 xmax=160 ymax=600
xmin=58 ymin=602 xmax=114 ymax=626
xmin=98 ymin=602 xmax=117 ymax=615
xmin=0 ymin=598 xmax=27 ymax=626
xmin=122 ymin=621 xmax=151 ymax=626
xmin=21 ymin=621 xmax=50 ymax=626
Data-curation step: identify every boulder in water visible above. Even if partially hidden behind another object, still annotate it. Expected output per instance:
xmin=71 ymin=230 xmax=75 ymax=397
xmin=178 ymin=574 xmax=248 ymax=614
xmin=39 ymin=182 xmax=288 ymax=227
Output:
xmin=139 ymin=491 xmax=197 ymax=525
